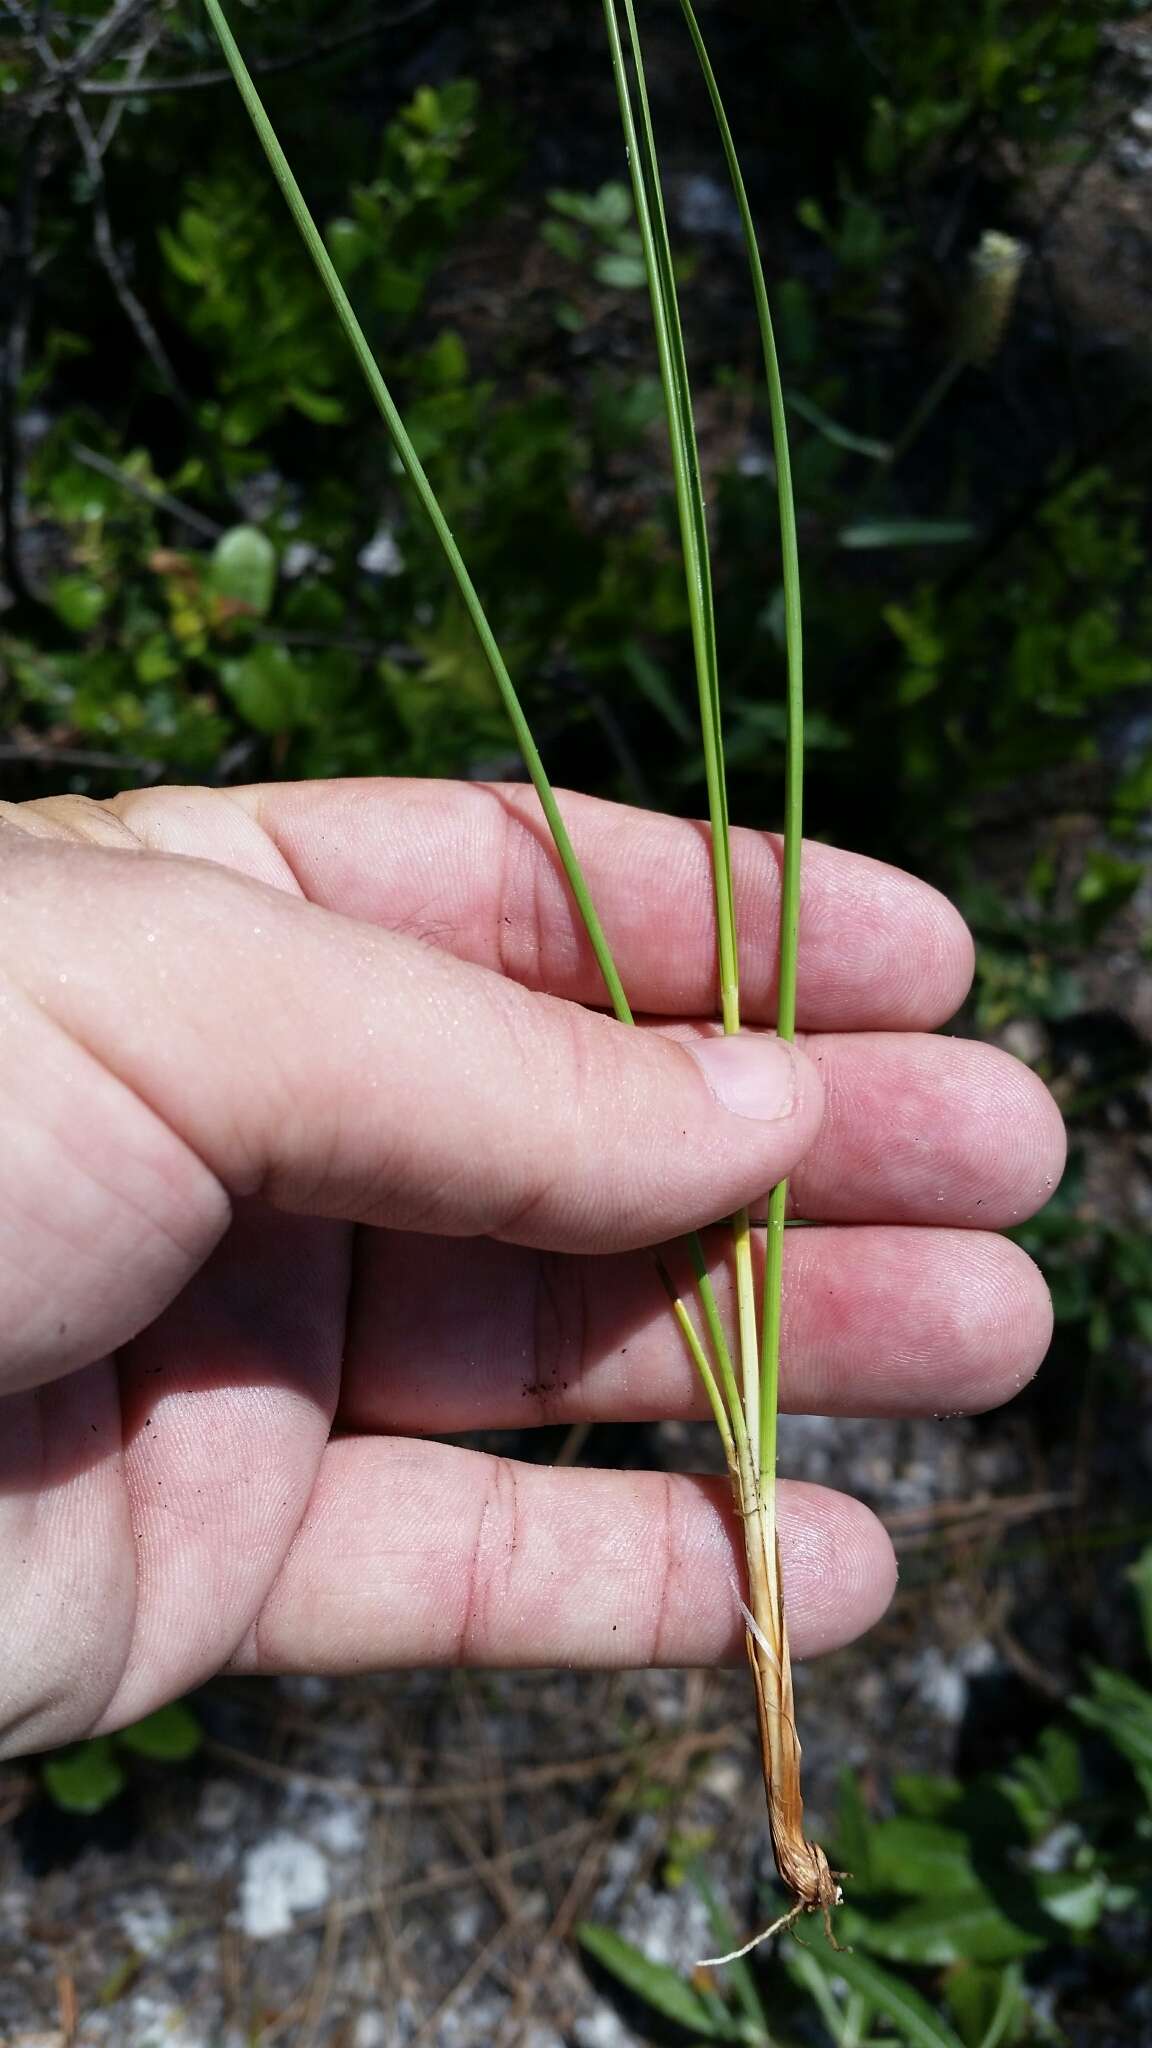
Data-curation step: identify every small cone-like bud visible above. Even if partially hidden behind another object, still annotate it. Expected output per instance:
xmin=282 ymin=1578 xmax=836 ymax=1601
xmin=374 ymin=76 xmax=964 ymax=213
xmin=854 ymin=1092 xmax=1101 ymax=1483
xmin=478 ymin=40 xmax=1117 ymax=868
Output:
xmin=958 ymin=230 xmax=1028 ymax=366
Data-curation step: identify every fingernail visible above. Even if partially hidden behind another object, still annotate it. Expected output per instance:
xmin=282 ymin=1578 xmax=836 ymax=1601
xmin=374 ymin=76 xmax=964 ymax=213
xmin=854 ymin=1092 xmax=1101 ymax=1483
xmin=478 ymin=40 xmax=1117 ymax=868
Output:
xmin=685 ymin=1033 xmax=799 ymax=1121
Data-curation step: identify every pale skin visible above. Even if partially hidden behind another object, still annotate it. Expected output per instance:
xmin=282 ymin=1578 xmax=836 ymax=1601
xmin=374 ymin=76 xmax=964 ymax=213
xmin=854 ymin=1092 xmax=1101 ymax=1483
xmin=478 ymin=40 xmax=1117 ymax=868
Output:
xmin=0 ymin=779 xmax=1064 ymax=1761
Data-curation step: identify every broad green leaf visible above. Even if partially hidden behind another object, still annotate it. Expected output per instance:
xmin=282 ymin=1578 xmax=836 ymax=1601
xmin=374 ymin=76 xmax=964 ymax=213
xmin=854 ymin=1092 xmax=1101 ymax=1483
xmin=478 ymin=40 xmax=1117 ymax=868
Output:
xmin=841 ymin=1895 xmax=1045 ymax=1967
xmin=596 ymin=250 xmax=648 ymax=290
xmin=835 ymin=1769 xmax=876 ymax=1887
xmin=800 ymin=1937 xmax=967 ymax=2048
xmin=50 ymin=573 xmax=108 ymax=633
xmin=116 ymin=1701 xmax=202 ymax=1762
xmin=42 ymin=1737 xmax=126 ymax=1815
xmin=1035 ymin=1868 xmax=1108 ymax=1933
xmin=577 ymin=1924 xmax=730 ymax=2038
xmin=839 ymin=519 xmax=977 ymax=550
xmin=866 ymin=1818 xmax=984 ymax=1898
xmin=592 ymin=180 xmax=634 ymax=230
xmin=287 ymin=385 xmax=347 ymax=425
xmin=209 ymin=524 xmax=277 ymax=617
xmin=220 ymin=644 xmax=310 ymax=734
xmin=325 ymin=215 xmax=370 ymax=277
xmin=542 ymin=218 xmax=584 ymax=262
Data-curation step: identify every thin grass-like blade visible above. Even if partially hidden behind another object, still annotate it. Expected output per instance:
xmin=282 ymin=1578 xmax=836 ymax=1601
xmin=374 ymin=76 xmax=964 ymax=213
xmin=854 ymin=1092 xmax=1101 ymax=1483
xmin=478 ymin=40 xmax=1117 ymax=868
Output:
xmin=201 ymin=0 xmax=632 ymax=1025
xmin=600 ymin=0 xmax=736 ymax=1025
xmin=601 ymin=0 xmax=762 ymax=1461
xmin=201 ymin=0 xmax=739 ymax=1436
xmin=676 ymin=0 xmax=841 ymax=1943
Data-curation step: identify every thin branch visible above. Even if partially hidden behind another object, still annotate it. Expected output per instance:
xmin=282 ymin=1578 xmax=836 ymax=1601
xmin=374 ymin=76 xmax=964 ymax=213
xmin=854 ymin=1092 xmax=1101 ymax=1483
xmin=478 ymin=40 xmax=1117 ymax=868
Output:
xmin=70 ymin=441 xmax=224 ymax=539
xmin=65 ymin=0 xmax=155 ymax=82
xmin=0 ymin=741 xmax=165 ymax=776
xmin=94 ymin=0 xmax=166 ymax=151
xmin=77 ymin=0 xmax=438 ymax=97
xmin=0 ymin=102 xmax=50 ymax=606
xmin=67 ymin=95 xmax=199 ymax=424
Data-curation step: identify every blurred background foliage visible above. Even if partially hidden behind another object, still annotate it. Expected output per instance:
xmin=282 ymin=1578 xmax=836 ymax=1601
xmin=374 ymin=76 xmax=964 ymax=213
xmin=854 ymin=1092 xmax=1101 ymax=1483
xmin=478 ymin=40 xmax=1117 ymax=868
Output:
xmin=3 ymin=0 xmax=1152 ymax=2039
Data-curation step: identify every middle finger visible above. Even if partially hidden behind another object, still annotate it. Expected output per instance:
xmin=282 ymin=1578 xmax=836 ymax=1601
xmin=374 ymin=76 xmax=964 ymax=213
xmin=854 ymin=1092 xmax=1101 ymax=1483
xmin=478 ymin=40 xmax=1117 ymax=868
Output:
xmin=341 ymin=1221 xmax=1052 ymax=1435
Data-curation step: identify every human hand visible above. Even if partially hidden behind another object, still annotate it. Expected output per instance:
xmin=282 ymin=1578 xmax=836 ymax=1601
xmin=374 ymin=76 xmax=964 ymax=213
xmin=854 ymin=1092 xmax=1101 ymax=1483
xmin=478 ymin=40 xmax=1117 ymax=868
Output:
xmin=0 ymin=780 xmax=1062 ymax=1757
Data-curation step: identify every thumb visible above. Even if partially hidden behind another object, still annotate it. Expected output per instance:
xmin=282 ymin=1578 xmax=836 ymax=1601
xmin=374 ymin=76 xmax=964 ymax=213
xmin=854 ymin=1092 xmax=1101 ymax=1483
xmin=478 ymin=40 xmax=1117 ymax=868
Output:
xmin=1 ymin=830 xmax=823 ymax=1386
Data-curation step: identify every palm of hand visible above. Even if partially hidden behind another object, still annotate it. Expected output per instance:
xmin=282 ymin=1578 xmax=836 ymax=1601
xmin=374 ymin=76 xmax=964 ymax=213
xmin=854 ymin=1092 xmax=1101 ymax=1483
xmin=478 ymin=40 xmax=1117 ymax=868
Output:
xmin=0 ymin=780 xmax=1062 ymax=1756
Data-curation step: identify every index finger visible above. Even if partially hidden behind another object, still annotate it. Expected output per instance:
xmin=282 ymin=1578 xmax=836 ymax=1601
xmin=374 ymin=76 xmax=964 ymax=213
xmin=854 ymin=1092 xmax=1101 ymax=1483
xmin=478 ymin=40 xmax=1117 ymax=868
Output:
xmin=109 ymin=779 xmax=974 ymax=1032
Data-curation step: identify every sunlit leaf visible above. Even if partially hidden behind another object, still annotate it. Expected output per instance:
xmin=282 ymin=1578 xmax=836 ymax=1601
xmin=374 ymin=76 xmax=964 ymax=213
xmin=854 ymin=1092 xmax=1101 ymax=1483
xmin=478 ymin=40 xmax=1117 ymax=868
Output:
xmin=209 ymin=524 xmax=277 ymax=617
xmin=577 ymin=1924 xmax=732 ymax=2038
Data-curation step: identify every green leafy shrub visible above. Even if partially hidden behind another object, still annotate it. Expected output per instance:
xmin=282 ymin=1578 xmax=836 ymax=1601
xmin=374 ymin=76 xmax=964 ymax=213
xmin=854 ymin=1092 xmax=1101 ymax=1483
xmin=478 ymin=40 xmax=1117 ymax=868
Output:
xmin=41 ymin=1702 xmax=202 ymax=1816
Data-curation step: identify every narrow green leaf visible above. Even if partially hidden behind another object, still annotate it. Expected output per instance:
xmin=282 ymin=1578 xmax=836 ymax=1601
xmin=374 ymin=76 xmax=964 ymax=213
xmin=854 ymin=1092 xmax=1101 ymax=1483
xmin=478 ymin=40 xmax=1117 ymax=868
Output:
xmin=601 ymin=0 xmax=736 ymax=1026
xmin=943 ymin=1963 xmax=1026 ymax=2048
xmin=202 ymin=0 xmax=632 ymax=1028
xmin=674 ymin=0 xmax=805 ymax=1472
xmin=577 ymin=1924 xmax=729 ymax=2038
xmin=690 ymin=1864 xmax=772 ymax=2038
xmin=785 ymin=388 xmax=892 ymax=460
xmin=799 ymin=1938 xmax=967 ymax=2048
xmin=622 ymin=639 xmax=696 ymax=741
xmin=839 ymin=519 xmax=977 ymax=550
xmin=781 ymin=1944 xmax=852 ymax=2039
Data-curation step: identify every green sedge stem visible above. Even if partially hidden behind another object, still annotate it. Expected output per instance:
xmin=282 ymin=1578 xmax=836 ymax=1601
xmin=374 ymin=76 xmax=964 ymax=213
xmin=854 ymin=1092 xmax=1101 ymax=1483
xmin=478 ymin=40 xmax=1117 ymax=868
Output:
xmin=204 ymin=0 xmax=748 ymax=1452
xmin=676 ymin=0 xmax=805 ymax=1483
xmin=687 ymin=1235 xmax=747 ymax=1460
xmin=201 ymin=0 xmax=632 ymax=1028
xmin=658 ymin=1259 xmax=737 ymax=1471
xmin=601 ymin=0 xmax=738 ymax=1031
xmin=603 ymin=0 xmax=764 ymax=1463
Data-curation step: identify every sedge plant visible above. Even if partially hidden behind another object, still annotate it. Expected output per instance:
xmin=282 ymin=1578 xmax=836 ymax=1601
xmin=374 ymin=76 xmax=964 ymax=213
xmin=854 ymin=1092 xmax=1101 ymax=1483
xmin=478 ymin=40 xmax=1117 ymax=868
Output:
xmin=203 ymin=0 xmax=838 ymax=1956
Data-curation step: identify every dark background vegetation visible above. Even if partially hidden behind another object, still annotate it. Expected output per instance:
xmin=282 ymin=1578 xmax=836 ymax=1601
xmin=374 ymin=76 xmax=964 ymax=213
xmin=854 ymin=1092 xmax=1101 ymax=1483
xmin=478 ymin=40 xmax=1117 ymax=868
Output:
xmin=1 ymin=2 xmax=1151 ymax=2043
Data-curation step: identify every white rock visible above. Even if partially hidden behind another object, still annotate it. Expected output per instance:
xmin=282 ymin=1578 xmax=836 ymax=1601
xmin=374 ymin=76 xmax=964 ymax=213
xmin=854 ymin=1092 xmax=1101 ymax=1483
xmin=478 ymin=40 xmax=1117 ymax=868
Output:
xmin=574 ymin=2010 xmax=634 ymax=2048
xmin=619 ymin=1883 xmax=711 ymax=1969
xmin=238 ymin=1831 xmax=330 ymax=1940
xmin=358 ymin=525 xmax=406 ymax=577
xmin=311 ymin=1800 xmax=367 ymax=1856
xmin=119 ymin=1892 xmax=174 ymax=1959
xmin=197 ymin=1778 xmax=245 ymax=1835
xmin=111 ymin=1994 xmax=207 ymax=2046
xmin=446 ymin=1899 xmax=484 ymax=1947
xmin=677 ymin=173 xmax=741 ymax=240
